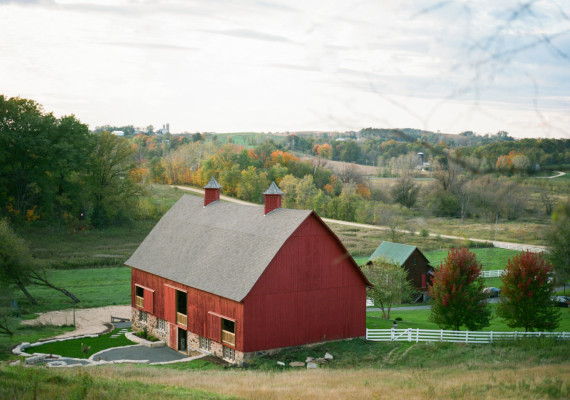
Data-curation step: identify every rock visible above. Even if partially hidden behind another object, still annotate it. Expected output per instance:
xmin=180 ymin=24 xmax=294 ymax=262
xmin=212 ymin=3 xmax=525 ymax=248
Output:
xmin=9 ymin=360 xmax=21 ymax=366
xmin=316 ymin=358 xmax=327 ymax=363
xmin=324 ymin=352 xmax=333 ymax=360
xmin=306 ymin=362 xmax=318 ymax=369
xmin=277 ymin=361 xmax=285 ymax=366
xmin=289 ymin=361 xmax=305 ymax=367
xmin=305 ymin=357 xmax=314 ymax=363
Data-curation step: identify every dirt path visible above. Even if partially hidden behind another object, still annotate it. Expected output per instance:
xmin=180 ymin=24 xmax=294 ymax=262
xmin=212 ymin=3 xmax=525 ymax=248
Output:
xmin=22 ymin=305 xmax=131 ymax=339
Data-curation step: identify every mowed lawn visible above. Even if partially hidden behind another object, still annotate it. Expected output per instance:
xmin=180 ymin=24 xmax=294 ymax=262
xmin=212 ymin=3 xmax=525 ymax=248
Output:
xmin=367 ymin=305 xmax=570 ymax=332
xmin=424 ymin=247 xmax=522 ymax=271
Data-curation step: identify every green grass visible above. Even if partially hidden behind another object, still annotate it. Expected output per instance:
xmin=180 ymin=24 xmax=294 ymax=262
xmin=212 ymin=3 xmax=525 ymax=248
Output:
xmin=425 ymin=247 xmax=521 ymax=270
xmin=0 ymin=366 xmax=235 ymax=400
xmin=0 ymin=324 xmax=76 ymax=361
xmin=154 ymin=356 xmax=227 ymax=371
xmin=366 ymin=304 xmax=570 ymax=332
xmin=30 ymin=328 xmax=135 ymax=359
xmin=16 ymin=267 xmax=131 ymax=317
xmin=246 ymin=335 xmax=570 ymax=371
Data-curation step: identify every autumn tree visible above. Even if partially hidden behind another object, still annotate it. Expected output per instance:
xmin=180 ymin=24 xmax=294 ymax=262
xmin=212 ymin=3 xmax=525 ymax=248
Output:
xmin=428 ymin=248 xmax=491 ymax=331
xmin=497 ymin=252 xmax=559 ymax=332
xmin=363 ymin=259 xmax=413 ymax=319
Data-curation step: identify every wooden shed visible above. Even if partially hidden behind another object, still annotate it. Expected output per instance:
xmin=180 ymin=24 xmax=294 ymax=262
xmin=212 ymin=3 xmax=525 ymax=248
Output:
xmin=127 ymin=178 xmax=370 ymax=363
xmin=368 ymin=241 xmax=433 ymax=292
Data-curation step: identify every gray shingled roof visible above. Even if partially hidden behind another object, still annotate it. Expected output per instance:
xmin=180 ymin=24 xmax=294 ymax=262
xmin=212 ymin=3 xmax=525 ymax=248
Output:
xmin=126 ymin=195 xmax=312 ymax=302
xmin=263 ymin=181 xmax=284 ymax=195
xmin=203 ymin=176 xmax=222 ymax=189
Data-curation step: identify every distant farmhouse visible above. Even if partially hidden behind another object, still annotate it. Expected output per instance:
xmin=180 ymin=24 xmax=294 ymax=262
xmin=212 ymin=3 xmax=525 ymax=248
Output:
xmin=126 ymin=178 xmax=370 ymax=363
xmin=156 ymin=123 xmax=170 ymax=135
xmin=368 ymin=241 xmax=433 ymax=299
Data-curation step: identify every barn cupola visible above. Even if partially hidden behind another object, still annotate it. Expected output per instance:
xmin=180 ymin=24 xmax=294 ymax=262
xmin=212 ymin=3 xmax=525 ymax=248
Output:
xmin=203 ymin=176 xmax=222 ymax=206
xmin=263 ymin=181 xmax=284 ymax=215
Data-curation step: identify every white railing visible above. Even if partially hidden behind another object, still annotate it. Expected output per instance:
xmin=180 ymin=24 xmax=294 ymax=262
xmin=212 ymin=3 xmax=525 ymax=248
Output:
xmin=366 ymin=328 xmax=569 ymax=343
xmin=366 ymin=298 xmax=374 ymax=307
xmin=480 ymin=270 xmax=505 ymax=278
xmin=492 ymin=241 xmax=547 ymax=253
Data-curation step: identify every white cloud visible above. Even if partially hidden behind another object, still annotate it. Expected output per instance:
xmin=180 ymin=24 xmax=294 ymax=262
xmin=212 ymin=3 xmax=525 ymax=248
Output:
xmin=0 ymin=0 xmax=568 ymax=138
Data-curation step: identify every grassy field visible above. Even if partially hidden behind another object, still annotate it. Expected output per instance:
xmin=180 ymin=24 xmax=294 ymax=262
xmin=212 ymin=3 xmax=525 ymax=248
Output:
xmin=2 ymin=337 xmax=569 ymax=399
xmin=366 ymin=304 xmax=570 ymax=332
xmin=0 ymin=366 xmax=234 ymax=400
xmin=424 ymin=247 xmax=521 ymax=270
xmin=16 ymin=267 xmax=131 ymax=317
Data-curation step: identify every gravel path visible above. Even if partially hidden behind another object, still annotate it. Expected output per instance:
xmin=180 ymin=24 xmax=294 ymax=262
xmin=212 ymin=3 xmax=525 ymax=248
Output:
xmin=22 ymin=305 xmax=131 ymax=338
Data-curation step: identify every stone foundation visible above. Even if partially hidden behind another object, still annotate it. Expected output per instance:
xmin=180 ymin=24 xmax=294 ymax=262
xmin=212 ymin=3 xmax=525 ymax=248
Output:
xmin=130 ymin=307 xmax=169 ymax=343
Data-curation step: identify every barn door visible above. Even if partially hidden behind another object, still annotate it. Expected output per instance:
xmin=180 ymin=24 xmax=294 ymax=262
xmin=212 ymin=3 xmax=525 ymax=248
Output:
xmin=169 ymin=323 xmax=177 ymax=349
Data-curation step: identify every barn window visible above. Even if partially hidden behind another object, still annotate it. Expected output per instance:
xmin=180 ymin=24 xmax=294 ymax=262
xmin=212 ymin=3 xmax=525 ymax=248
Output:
xmin=139 ymin=310 xmax=148 ymax=323
xmin=175 ymin=290 xmax=187 ymax=327
xmin=221 ymin=318 xmax=235 ymax=346
xmin=200 ymin=336 xmax=211 ymax=351
xmin=157 ymin=318 xmax=166 ymax=332
xmin=223 ymin=346 xmax=235 ymax=361
xmin=135 ymin=285 xmax=144 ymax=308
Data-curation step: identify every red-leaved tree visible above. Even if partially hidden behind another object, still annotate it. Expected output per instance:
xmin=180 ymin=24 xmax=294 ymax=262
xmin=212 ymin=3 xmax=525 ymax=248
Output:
xmin=428 ymin=248 xmax=491 ymax=331
xmin=497 ymin=251 xmax=560 ymax=332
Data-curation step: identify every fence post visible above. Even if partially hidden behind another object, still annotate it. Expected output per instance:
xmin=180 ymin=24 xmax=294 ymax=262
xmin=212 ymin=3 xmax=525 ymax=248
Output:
xmin=416 ymin=328 xmax=419 ymax=343
xmin=408 ymin=328 xmax=412 ymax=342
xmin=366 ymin=329 xmax=368 ymax=340
xmin=514 ymin=331 xmax=518 ymax=340
xmin=465 ymin=331 xmax=469 ymax=343
xmin=490 ymin=331 xmax=493 ymax=343
xmin=440 ymin=329 xmax=443 ymax=341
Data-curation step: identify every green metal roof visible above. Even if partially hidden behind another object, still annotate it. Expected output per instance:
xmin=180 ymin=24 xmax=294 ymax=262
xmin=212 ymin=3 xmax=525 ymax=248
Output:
xmin=368 ymin=241 xmax=417 ymax=266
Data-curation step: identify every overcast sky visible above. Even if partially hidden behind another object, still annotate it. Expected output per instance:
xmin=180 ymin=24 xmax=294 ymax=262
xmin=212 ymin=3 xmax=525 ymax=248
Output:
xmin=1 ymin=0 xmax=569 ymax=138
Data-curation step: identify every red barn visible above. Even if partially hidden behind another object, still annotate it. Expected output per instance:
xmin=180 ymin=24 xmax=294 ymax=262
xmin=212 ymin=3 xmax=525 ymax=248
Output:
xmin=126 ymin=178 xmax=370 ymax=363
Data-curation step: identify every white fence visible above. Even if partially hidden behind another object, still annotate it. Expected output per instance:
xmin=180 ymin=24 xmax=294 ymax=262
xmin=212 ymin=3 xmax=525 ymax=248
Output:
xmin=492 ymin=241 xmax=547 ymax=253
xmin=480 ymin=270 xmax=505 ymax=278
xmin=366 ymin=328 xmax=569 ymax=344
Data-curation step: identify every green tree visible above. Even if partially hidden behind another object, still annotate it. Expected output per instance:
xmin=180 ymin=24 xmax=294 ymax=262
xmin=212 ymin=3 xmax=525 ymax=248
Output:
xmin=497 ymin=251 xmax=559 ymax=332
xmin=87 ymin=132 xmax=141 ymax=227
xmin=0 ymin=219 xmax=79 ymax=305
xmin=548 ymin=200 xmax=570 ymax=285
xmin=0 ymin=96 xmax=90 ymax=222
xmin=391 ymin=175 xmax=419 ymax=208
xmin=236 ymin=166 xmax=269 ymax=203
xmin=0 ymin=219 xmax=36 ymax=304
xmin=363 ymin=259 xmax=413 ymax=319
xmin=428 ymin=248 xmax=491 ymax=331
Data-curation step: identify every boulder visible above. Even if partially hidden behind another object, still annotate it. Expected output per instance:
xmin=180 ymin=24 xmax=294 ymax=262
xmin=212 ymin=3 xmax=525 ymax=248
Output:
xmin=324 ymin=352 xmax=333 ymax=360
xmin=305 ymin=357 xmax=314 ymax=363
xmin=289 ymin=361 xmax=305 ymax=367
xmin=306 ymin=362 xmax=318 ymax=369
xmin=277 ymin=361 xmax=285 ymax=366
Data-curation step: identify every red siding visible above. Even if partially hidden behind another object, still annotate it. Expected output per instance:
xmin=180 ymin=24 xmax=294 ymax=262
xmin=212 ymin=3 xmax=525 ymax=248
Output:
xmin=207 ymin=313 xmax=222 ymax=342
xmin=131 ymin=268 xmax=244 ymax=351
xmin=242 ymin=214 xmax=367 ymax=352
xmin=144 ymin=289 xmax=154 ymax=313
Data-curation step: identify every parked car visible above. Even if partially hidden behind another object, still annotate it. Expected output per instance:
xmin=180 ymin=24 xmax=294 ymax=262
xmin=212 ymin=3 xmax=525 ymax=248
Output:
xmin=552 ymin=296 xmax=570 ymax=308
xmin=483 ymin=287 xmax=501 ymax=298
